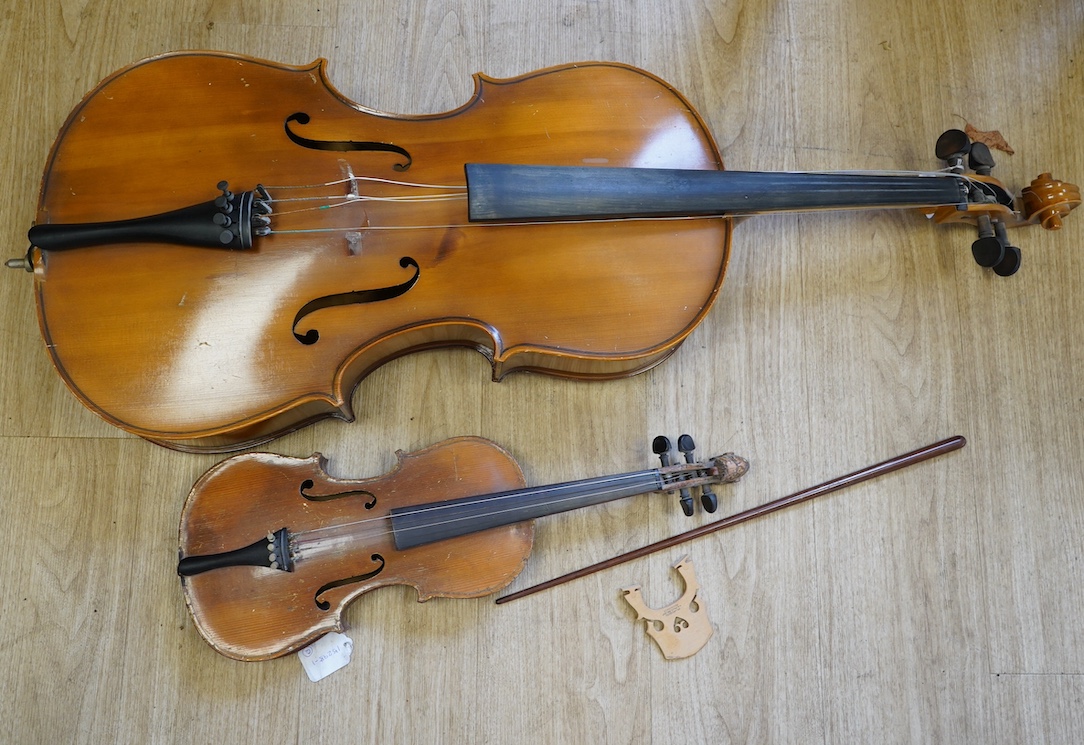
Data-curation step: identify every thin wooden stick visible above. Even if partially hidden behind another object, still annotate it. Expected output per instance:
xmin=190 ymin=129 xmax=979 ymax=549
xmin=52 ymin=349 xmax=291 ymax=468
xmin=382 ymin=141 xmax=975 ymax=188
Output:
xmin=495 ymin=435 xmax=966 ymax=604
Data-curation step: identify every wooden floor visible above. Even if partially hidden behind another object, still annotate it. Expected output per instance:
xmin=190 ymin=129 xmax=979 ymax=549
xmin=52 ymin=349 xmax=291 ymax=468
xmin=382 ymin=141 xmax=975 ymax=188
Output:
xmin=2 ymin=1 xmax=1082 ymax=742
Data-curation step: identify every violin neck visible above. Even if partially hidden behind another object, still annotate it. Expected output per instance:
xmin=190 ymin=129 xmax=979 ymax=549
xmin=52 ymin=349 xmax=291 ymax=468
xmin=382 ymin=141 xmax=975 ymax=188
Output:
xmin=465 ymin=164 xmax=970 ymax=222
xmin=389 ymin=469 xmax=665 ymax=550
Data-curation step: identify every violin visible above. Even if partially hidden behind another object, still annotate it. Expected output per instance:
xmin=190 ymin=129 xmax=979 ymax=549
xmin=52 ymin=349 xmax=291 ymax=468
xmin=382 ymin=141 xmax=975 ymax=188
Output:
xmin=176 ymin=435 xmax=749 ymax=660
xmin=16 ymin=52 xmax=1079 ymax=451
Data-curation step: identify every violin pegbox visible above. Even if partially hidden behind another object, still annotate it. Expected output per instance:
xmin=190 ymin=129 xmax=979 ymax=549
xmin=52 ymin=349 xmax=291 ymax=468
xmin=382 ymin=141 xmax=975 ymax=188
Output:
xmin=653 ymin=434 xmax=748 ymax=516
xmin=930 ymin=128 xmax=1081 ymax=277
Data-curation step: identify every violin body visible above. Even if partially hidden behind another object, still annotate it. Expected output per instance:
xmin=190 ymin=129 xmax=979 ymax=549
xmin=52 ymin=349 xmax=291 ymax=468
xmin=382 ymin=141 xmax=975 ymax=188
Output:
xmin=179 ymin=437 xmax=532 ymax=661
xmin=30 ymin=52 xmax=729 ymax=451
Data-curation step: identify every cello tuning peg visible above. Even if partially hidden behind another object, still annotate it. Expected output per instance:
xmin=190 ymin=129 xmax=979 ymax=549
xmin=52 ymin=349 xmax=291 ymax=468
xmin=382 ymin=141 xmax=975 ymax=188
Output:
xmin=991 ymin=221 xmax=1021 ymax=277
xmin=935 ymin=129 xmax=971 ymax=173
xmin=993 ymin=245 xmax=1022 ymax=277
xmin=971 ymin=236 xmax=1004 ymax=268
xmin=968 ymin=142 xmax=996 ymax=175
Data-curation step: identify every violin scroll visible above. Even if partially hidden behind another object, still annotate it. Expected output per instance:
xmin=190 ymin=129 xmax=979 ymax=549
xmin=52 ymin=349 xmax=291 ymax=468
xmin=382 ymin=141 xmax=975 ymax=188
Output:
xmin=654 ymin=434 xmax=749 ymax=516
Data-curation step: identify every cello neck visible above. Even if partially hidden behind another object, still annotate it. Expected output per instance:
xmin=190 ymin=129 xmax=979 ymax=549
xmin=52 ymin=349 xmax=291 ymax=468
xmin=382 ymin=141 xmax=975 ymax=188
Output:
xmin=465 ymin=164 xmax=971 ymax=222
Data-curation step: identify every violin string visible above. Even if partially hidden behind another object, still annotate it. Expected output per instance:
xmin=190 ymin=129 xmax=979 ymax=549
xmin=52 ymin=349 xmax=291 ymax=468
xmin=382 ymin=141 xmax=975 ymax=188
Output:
xmin=291 ymin=469 xmax=663 ymax=542
xmin=288 ymin=466 xmax=712 ymax=556
xmin=288 ymin=477 xmax=654 ymax=559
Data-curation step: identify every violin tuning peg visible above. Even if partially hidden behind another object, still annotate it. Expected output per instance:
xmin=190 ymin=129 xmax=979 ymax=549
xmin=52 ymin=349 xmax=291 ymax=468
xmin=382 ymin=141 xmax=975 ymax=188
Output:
xmin=679 ymin=494 xmax=695 ymax=517
xmin=677 ymin=434 xmax=696 ymax=461
xmin=652 ymin=435 xmax=673 ymax=467
xmin=968 ymin=142 xmax=996 ymax=175
xmin=700 ymin=489 xmax=718 ymax=513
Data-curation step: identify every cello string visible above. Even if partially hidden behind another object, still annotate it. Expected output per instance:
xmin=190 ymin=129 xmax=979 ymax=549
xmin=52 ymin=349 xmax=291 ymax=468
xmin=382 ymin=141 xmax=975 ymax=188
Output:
xmin=255 ymin=168 xmax=984 ymax=233
xmin=266 ymin=194 xmax=975 ymax=236
xmin=263 ymin=174 xmax=467 ymax=192
xmin=262 ymin=167 xmax=968 ymax=195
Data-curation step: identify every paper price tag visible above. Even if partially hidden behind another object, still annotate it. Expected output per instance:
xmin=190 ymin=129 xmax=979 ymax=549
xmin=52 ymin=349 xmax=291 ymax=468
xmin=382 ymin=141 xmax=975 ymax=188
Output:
xmin=298 ymin=631 xmax=354 ymax=682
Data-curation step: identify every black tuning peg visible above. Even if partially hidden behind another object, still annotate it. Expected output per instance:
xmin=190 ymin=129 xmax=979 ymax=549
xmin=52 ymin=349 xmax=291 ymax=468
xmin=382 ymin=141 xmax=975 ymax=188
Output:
xmin=935 ymin=129 xmax=971 ymax=173
xmin=992 ymin=221 xmax=1022 ymax=277
xmin=675 ymin=434 xmax=697 ymax=517
xmin=968 ymin=141 xmax=996 ymax=175
xmin=652 ymin=435 xmax=673 ymax=467
xmin=971 ymin=215 xmax=1020 ymax=276
xmin=993 ymin=247 xmax=1022 ymax=276
xmin=972 ymin=215 xmax=1004 ymax=268
xmin=653 ymin=435 xmax=692 ymax=516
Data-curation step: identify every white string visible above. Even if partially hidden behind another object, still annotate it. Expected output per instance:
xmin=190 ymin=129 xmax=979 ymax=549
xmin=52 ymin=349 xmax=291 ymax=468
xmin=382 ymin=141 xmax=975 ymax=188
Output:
xmin=291 ymin=469 xmax=664 ymax=546
xmin=255 ymin=167 xmax=983 ymax=235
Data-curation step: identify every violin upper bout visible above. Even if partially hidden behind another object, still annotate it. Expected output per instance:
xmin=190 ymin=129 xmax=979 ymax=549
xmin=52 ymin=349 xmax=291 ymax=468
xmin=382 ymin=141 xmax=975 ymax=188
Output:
xmin=1021 ymin=173 xmax=1081 ymax=230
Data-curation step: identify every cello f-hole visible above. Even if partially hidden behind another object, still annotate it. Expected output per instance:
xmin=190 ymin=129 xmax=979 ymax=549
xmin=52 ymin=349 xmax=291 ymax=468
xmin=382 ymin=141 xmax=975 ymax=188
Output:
xmin=291 ymin=256 xmax=421 ymax=344
xmin=284 ymin=112 xmax=413 ymax=171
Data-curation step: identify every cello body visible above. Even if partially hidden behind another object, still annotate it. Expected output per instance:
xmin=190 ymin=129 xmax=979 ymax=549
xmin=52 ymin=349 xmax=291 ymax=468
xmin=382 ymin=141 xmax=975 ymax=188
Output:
xmin=29 ymin=52 xmax=730 ymax=451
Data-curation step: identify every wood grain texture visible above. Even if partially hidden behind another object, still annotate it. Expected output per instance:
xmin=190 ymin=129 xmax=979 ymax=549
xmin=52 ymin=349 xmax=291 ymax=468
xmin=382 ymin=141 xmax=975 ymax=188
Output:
xmin=1 ymin=1 xmax=1082 ymax=742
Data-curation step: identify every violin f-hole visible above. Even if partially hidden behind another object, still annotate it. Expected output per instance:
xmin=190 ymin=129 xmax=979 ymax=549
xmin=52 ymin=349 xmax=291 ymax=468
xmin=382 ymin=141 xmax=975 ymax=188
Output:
xmin=314 ymin=554 xmax=386 ymax=610
xmin=299 ymin=479 xmax=377 ymax=509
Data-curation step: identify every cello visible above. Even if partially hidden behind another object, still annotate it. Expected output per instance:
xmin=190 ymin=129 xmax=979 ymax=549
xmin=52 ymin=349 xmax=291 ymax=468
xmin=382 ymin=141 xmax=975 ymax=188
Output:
xmin=14 ymin=52 xmax=1079 ymax=451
